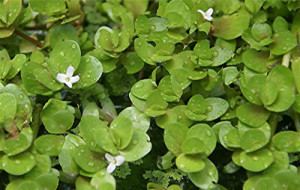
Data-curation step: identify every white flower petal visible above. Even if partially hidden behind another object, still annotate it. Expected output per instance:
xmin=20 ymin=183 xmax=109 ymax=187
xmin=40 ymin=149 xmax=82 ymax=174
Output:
xmin=65 ymin=81 xmax=73 ymax=88
xmin=105 ymin=153 xmax=115 ymax=163
xmin=197 ymin=9 xmax=205 ymax=16
xmin=205 ymin=15 xmax=213 ymax=21
xmin=115 ymin=155 xmax=125 ymax=166
xmin=70 ymin=75 xmax=80 ymax=83
xmin=56 ymin=73 xmax=67 ymax=83
xmin=107 ymin=163 xmax=116 ymax=174
xmin=206 ymin=8 xmax=213 ymax=16
xmin=66 ymin=66 xmax=75 ymax=77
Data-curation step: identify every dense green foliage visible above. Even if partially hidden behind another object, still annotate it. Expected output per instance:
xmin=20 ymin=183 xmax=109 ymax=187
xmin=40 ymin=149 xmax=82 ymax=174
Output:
xmin=0 ymin=0 xmax=300 ymax=189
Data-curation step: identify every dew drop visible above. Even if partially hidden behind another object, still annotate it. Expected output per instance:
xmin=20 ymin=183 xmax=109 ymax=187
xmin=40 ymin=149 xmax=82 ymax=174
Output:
xmin=72 ymin=44 xmax=76 ymax=49
xmin=88 ymin=162 xmax=94 ymax=167
xmin=16 ymin=160 xmax=21 ymax=164
xmin=60 ymin=51 xmax=65 ymax=56
xmin=253 ymin=156 xmax=258 ymax=161
xmin=206 ymin=131 xmax=212 ymax=136
xmin=18 ymin=95 xmax=24 ymax=100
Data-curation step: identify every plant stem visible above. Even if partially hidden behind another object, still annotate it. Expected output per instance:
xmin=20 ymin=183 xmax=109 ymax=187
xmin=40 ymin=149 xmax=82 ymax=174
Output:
xmin=282 ymin=52 xmax=291 ymax=68
xmin=14 ymin=30 xmax=43 ymax=48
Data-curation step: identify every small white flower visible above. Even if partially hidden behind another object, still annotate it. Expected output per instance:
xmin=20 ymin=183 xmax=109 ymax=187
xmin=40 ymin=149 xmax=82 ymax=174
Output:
xmin=197 ymin=8 xmax=214 ymax=21
xmin=56 ymin=65 xmax=80 ymax=88
xmin=105 ymin=153 xmax=125 ymax=174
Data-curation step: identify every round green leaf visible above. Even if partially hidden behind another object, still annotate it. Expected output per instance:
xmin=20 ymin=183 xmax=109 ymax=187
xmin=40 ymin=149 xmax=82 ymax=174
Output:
xmin=251 ymin=22 xmax=272 ymax=41
xmin=240 ymin=148 xmax=274 ymax=172
xmin=259 ymin=80 xmax=278 ymax=106
xmin=34 ymin=135 xmax=65 ymax=156
xmin=91 ymin=170 xmax=116 ymax=190
xmin=188 ymin=158 xmax=218 ymax=189
xmin=49 ymin=40 xmax=81 ymax=76
xmin=131 ymin=79 xmax=157 ymax=100
xmin=164 ymin=123 xmax=189 ymax=156
xmin=94 ymin=125 xmax=118 ymax=155
xmin=272 ymin=131 xmax=300 ymax=153
xmin=186 ymin=124 xmax=216 ymax=156
xmin=265 ymin=65 xmax=295 ymax=112
xmin=0 ymin=93 xmax=17 ymax=122
xmin=204 ymin=97 xmax=229 ymax=121
xmin=240 ymin=74 xmax=266 ymax=105
xmin=59 ymin=134 xmax=85 ymax=174
xmin=212 ymin=8 xmax=250 ymax=40
xmin=119 ymin=130 xmax=151 ymax=161
xmin=17 ymin=180 xmax=42 ymax=190
xmin=269 ymin=31 xmax=297 ymax=55
xmin=73 ymin=144 xmax=105 ymax=173
xmin=181 ymin=137 xmax=206 ymax=155
xmin=24 ymin=153 xmax=51 ymax=179
xmin=222 ymin=66 xmax=239 ymax=85
xmin=50 ymin=24 xmax=79 ymax=48
xmin=36 ymin=173 xmax=59 ymax=190
xmin=4 ymin=0 xmax=22 ymax=26
xmin=118 ymin=107 xmax=150 ymax=132
xmin=175 ymin=154 xmax=205 ymax=173
xmin=29 ymin=0 xmax=66 ymax=15
xmin=187 ymin=94 xmax=207 ymax=115
xmin=121 ymin=52 xmax=144 ymax=74
xmin=2 ymin=152 xmax=36 ymax=175
xmin=110 ymin=116 xmax=133 ymax=149
xmin=219 ymin=124 xmax=241 ymax=149
xmin=274 ymin=170 xmax=300 ymax=190
xmin=79 ymin=116 xmax=105 ymax=153
xmin=73 ymin=55 xmax=103 ymax=89
xmin=4 ymin=127 xmax=33 ymax=156
xmin=239 ymin=122 xmax=271 ymax=152
xmin=242 ymin=49 xmax=269 ymax=73
xmin=237 ymin=102 xmax=270 ymax=127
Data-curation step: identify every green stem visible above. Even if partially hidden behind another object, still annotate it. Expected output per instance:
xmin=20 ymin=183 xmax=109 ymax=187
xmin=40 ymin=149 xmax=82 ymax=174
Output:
xmin=31 ymin=104 xmax=43 ymax=140
xmin=282 ymin=52 xmax=291 ymax=68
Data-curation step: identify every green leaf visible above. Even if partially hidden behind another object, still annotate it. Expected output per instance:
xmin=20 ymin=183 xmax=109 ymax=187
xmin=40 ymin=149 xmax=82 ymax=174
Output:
xmin=0 ymin=93 xmax=17 ymax=122
xmin=124 ymin=0 xmax=149 ymax=17
xmin=4 ymin=127 xmax=33 ymax=156
xmin=2 ymin=152 xmax=36 ymax=175
xmin=242 ymin=49 xmax=269 ymax=73
xmin=36 ymin=173 xmax=59 ymax=190
xmin=73 ymin=144 xmax=105 ymax=173
xmin=212 ymin=8 xmax=250 ymax=40
xmin=218 ymin=122 xmax=241 ymax=149
xmin=131 ymin=79 xmax=157 ymax=100
xmin=93 ymin=123 xmax=118 ymax=155
xmin=269 ymin=31 xmax=297 ymax=55
xmin=181 ymin=137 xmax=206 ymax=155
xmin=134 ymin=38 xmax=155 ymax=65
xmin=188 ymin=158 xmax=218 ymax=189
xmin=204 ymin=97 xmax=229 ymax=121
xmin=118 ymin=107 xmax=150 ymax=132
xmin=6 ymin=54 xmax=27 ymax=79
xmin=49 ymin=24 xmax=79 ymax=48
xmin=49 ymin=40 xmax=81 ymax=76
xmin=265 ymin=65 xmax=295 ymax=112
xmin=272 ymin=131 xmax=300 ymax=153
xmin=41 ymin=99 xmax=75 ymax=134
xmin=110 ymin=116 xmax=133 ymax=149
xmin=236 ymin=102 xmax=270 ymax=127
xmin=73 ymin=55 xmax=103 ymax=89
xmin=273 ymin=16 xmax=289 ymax=33
xmin=4 ymin=0 xmax=22 ymax=26
xmin=238 ymin=122 xmax=271 ymax=152
xmin=274 ymin=170 xmax=300 ymax=190
xmin=292 ymin=57 xmax=300 ymax=93
xmin=164 ymin=123 xmax=189 ymax=156
xmin=240 ymin=148 xmax=274 ymax=172
xmin=59 ymin=134 xmax=85 ymax=174
xmin=259 ymin=80 xmax=278 ymax=106
xmin=186 ymin=124 xmax=216 ymax=156
xmin=29 ymin=0 xmax=67 ymax=15
xmin=175 ymin=154 xmax=205 ymax=173
xmin=251 ymin=22 xmax=272 ymax=42
xmin=34 ymin=134 xmax=65 ymax=156
xmin=222 ymin=66 xmax=239 ymax=85
xmin=119 ymin=130 xmax=151 ymax=161
xmin=91 ymin=170 xmax=116 ymax=190
xmin=121 ymin=52 xmax=144 ymax=74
